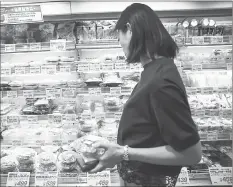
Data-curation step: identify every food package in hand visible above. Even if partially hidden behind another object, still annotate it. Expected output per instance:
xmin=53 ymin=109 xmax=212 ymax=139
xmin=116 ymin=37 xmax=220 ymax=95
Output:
xmin=57 ymin=22 xmax=76 ymax=41
xmin=79 ymin=135 xmax=108 ymax=163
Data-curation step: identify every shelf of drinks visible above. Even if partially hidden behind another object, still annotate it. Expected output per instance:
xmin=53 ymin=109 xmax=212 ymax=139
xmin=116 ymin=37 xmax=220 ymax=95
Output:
xmin=1 ymin=62 xmax=231 ymax=78
xmin=0 ymin=41 xmax=76 ymax=54
xmin=0 ymin=168 xmax=232 ymax=187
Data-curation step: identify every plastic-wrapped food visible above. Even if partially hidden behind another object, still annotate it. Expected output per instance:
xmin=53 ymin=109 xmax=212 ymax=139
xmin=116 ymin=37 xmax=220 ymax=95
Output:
xmin=36 ymin=152 xmax=57 ymax=172
xmin=39 ymin=23 xmax=55 ymax=42
xmin=14 ymin=24 xmax=28 ymax=37
xmin=57 ymin=151 xmax=80 ymax=172
xmin=100 ymin=73 xmax=123 ymax=87
xmin=0 ymin=155 xmax=18 ymax=173
xmin=57 ymin=22 xmax=75 ymax=41
xmin=76 ymin=21 xmax=96 ymax=43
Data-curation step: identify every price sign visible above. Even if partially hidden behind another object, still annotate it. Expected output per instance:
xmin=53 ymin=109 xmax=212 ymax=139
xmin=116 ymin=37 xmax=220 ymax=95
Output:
xmin=15 ymin=66 xmax=26 ymax=74
xmin=115 ymin=63 xmax=127 ymax=70
xmin=102 ymin=63 xmax=114 ymax=71
xmin=6 ymin=172 xmax=30 ymax=187
xmin=175 ymin=168 xmax=190 ymax=186
xmin=62 ymin=88 xmax=76 ymax=97
xmin=60 ymin=65 xmax=71 ymax=73
xmin=62 ymin=114 xmax=76 ymax=122
xmin=41 ymin=65 xmax=57 ymax=74
xmin=114 ymin=112 xmax=122 ymax=120
xmin=46 ymin=88 xmax=62 ymax=99
xmin=30 ymin=66 xmax=41 ymax=74
xmin=207 ymin=133 xmax=218 ymax=141
xmin=5 ymin=44 xmax=16 ymax=53
xmin=217 ymin=87 xmax=228 ymax=93
xmin=192 ymin=36 xmax=204 ymax=45
xmin=110 ymin=87 xmax=121 ymax=95
xmin=77 ymin=64 xmax=89 ymax=72
xmin=192 ymin=64 xmax=202 ymax=71
xmin=186 ymin=87 xmax=197 ymax=95
xmin=194 ymin=109 xmax=205 ymax=117
xmin=30 ymin=43 xmax=41 ymax=51
xmin=27 ymin=115 xmax=38 ymax=124
xmin=201 ymin=87 xmax=213 ymax=94
xmin=50 ymin=39 xmax=66 ymax=51
xmin=87 ymin=170 xmax=111 ymax=186
xmin=88 ymin=88 xmax=101 ymax=95
xmin=1 ymin=67 xmax=11 ymax=75
xmin=23 ymin=90 xmax=34 ymax=98
xmin=130 ymin=63 xmax=142 ymax=71
xmin=52 ymin=114 xmax=62 ymax=124
xmin=7 ymin=116 xmax=19 ymax=125
xmin=35 ymin=171 xmax=58 ymax=187
xmin=209 ymin=167 xmax=232 ymax=185
xmin=210 ymin=36 xmax=223 ymax=44
xmin=227 ymin=63 xmax=232 ymax=70
xmin=89 ymin=64 xmax=101 ymax=71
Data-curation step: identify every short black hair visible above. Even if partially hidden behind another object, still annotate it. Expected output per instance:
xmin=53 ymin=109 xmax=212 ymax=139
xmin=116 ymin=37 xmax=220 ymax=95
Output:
xmin=115 ymin=3 xmax=179 ymax=63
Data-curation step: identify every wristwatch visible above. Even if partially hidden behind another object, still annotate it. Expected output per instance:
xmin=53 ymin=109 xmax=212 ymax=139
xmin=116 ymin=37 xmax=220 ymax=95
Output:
xmin=122 ymin=145 xmax=129 ymax=161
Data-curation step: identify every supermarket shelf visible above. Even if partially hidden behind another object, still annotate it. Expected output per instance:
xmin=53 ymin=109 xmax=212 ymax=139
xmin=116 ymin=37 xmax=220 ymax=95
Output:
xmin=0 ymin=41 xmax=76 ymax=54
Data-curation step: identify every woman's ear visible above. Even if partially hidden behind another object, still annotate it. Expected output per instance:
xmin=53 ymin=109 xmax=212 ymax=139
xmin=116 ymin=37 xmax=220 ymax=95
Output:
xmin=126 ymin=23 xmax=132 ymax=33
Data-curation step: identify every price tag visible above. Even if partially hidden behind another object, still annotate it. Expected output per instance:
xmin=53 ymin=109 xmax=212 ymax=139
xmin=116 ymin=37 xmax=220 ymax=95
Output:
xmin=1 ymin=67 xmax=11 ymax=75
xmin=176 ymin=168 xmax=190 ymax=186
xmin=50 ymin=39 xmax=66 ymax=51
xmin=121 ymin=87 xmax=132 ymax=95
xmin=102 ymin=63 xmax=114 ymax=71
xmin=201 ymin=87 xmax=214 ymax=94
xmin=89 ymin=64 xmax=101 ymax=71
xmin=46 ymin=88 xmax=62 ymax=99
xmin=207 ymin=133 xmax=218 ymax=141
xmin=217 ymin=87 xmax=228 ymax=93
xmin=110 ymin=87 xmax=121 ymax=95
xmin=192 ymin=64 xmax=202 ymax=71
xmin=7 ymin=116 xmax=19 ymax=126
xmin=130 ymin=63 xmax=142 ymax=71
xmin=7 ymin=91 xmax=18 ymax=98
xmin=186 ymin=87 xmax=197 ymax=95
xmin=227 ymin=63 xmax=232 ymax=70
xmin=192 ymin=36 xmax=204 ymax=45
xmin=114 ymin=112 xmax=122 ymax=120
xmin=88 ymin=88 xmax=101 ymax=95
xmin=6 ymin=172 xmax=30 ymax=187
xmin=210 ymin=36 xmax=223 ymax=44
xmin=30 ymin=43 xmax=41 ymax=51
xmin=87 ymin=170 xmax=111 ymax=186
xmin=5 ymin=44 xmax=16 ymax=53
xmin=62 ymin=114 xmax=76 ymax=122
xmin=194 ymin=109 xmax=205 ymax=117
xmin=15 ymin=66 xmax=26 ymax=74
xmin=35 ymin=171 xmax=58 ymax=187
xmin=30 ymin=66 xmax=41 ymax=74
xmin=62 ymin=88 xmax=76 ymax=97
xmin=27 ymin=115 xmax=38 ymax=124
xmin=35 ymin=140 xmax=45 ymax=146
xmin=209 ymin=167 xmax=232 ymax=185
xmin=52 ymin=114 xmax=62 ymax=124
xmin=41 ymin=65 xmax=57 ymax=74
xmin=114 ymin=63 xmax=127 ymax=70
xmin=23 ymin=90 xmax=34 ymax=98
xmin=77 ymin=64 xmax=90 ymax=72
xmin=60 ymin=65 xmax=71 ymax=73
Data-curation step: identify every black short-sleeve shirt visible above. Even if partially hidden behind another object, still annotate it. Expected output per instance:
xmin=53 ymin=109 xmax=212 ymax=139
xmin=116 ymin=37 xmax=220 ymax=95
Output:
xmin=117 ymin=57 xmax=200 ymax=177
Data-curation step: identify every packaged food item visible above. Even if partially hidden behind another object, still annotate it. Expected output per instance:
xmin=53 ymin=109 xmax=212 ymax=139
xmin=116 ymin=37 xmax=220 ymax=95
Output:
xmin=62 ymin=104 xmax=76 ymax=114
xmin=1 ymin=104 xmax=12 ymax=115
xmin=0 ymin=155 xmax=18 ymax=173
xmin=100 ymin=73 xmax=123 ymax=87
xmin=67 ymin=79 xmax=86 ymax=88
xmin=36 ymin=152 xmax=57 ymax=172
xmin=0 ymin=80 xmax=11 ymax=91
xmin=14 ymin=147 xmax=36 ymax=172
xmin=1 ymin=149 xmax=12 ymax=158
xmin=79 ymin=119 xmax=97 ymax=133
xmin=60 ymin=56 xmax=75 ymax=63
xmin=41 ymin=145 xmax=60 ymax=153
xmin=23 ymin=80 xmax=38 ymax=90
xmin=57 ymin=22 xmax=76 ymax=41
xmin=57 ymin=151 xmax=80 ymax=172
xmin=104 ymin=97 xmax=121 ymax=112
xmin=39 ymin=23 xmax=55 ymax=42
xmin=9 ymin=80 xmax=23 ymax=90
xmin=85 ymin=77 xmax=103 ymax=87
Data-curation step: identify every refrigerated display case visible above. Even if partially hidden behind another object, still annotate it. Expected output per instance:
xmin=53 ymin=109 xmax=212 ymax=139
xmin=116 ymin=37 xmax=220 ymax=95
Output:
xmin=0 ymin=1 xmax=232 ymax=187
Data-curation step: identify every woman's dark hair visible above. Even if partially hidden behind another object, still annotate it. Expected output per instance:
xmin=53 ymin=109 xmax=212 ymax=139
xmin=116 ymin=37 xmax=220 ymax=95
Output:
xmin=115 ymin=3 xmax=179 ymax=63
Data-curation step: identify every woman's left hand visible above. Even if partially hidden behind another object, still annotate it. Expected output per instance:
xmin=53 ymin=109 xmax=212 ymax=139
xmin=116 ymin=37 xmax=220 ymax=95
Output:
xmin=89 ymin=141 xmax=124 ymax=173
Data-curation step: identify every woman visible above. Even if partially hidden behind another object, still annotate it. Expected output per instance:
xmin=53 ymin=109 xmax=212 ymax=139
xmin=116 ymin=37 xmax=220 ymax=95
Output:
xmin=89 ymin=3 xmax=202 ymax=187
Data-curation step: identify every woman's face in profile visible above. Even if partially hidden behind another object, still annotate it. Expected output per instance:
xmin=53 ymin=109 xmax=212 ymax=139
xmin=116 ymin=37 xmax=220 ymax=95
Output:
xmin=118 ymin=30 xmax=132 ymax=58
